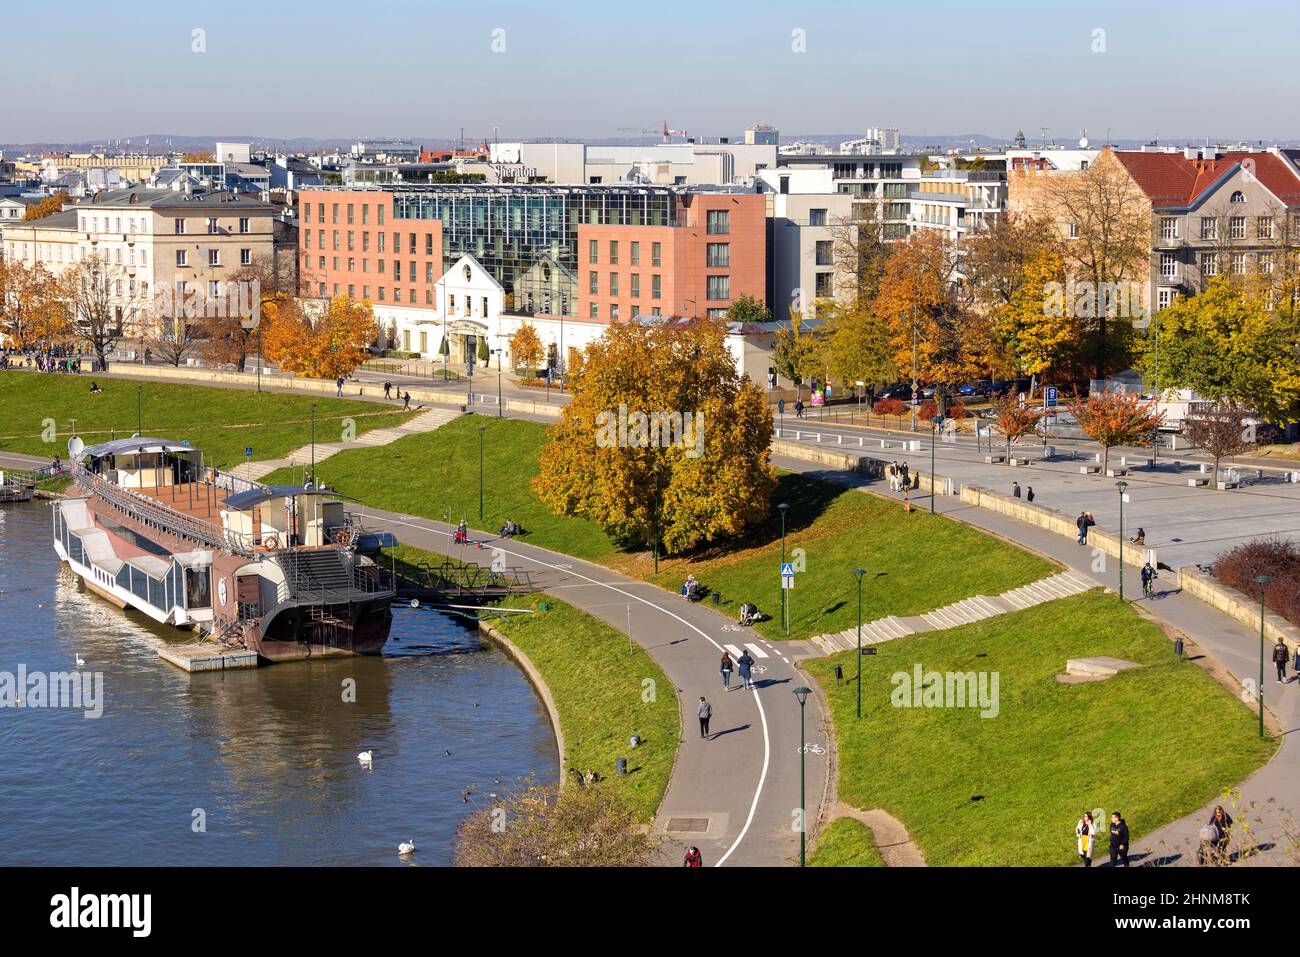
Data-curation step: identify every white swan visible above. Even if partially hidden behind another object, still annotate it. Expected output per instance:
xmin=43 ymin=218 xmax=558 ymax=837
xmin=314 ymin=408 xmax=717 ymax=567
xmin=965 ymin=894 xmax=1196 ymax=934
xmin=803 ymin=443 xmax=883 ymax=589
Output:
xmin=75 ymin=655 xmax=86 ymax=667
xmin=398 ymin=839 xmax=415 ymax=856
xmin=358 ymin=750 xmax=373 ymax=767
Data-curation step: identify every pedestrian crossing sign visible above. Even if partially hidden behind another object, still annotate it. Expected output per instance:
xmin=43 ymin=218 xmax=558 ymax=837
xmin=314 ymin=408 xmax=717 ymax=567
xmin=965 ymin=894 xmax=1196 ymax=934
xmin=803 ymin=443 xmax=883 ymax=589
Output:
xmin=780 ymin=562 xmax=795 ymax=577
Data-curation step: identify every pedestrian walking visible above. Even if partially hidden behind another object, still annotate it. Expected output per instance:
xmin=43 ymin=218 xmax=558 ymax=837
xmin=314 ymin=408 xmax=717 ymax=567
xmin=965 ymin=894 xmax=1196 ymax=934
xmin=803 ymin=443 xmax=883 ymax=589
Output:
xmin=1294 ymin=644 xmax=1300 ymax=683
xmin=1026 ymin=486 xmax=1035 ymax=503
xmin=1108 ymin=812 xmax=1130 ymax=867
xmin=794 ymin=399 xmax=805 ymax=419
xmin=1273 ymin=639 xmax=1290 ymax=684
xmin=720 ymin=651 xmax=734 ymax=690
xmin=383 ymin=380 xmax=392 ymax=399
xmin=1076 ymin=811 xmax=1097 ymax=867
xmin=402 ymin=390 xmax=411 ymax=410
xmin=1076 ymin=511 xmax=1090 ymax=545
xmin=698 ymin=697 xmax=712 ymax=738
xmin=1012 ymin=481 xmax=1021 ymax=499
xmin=683 ymin=846 xmax=703 ymax=867
xmin=738 ymin=649 xmax=755 ymax=690
xmin=1207 ymin=806 xmax=1233 ymax=862
xmin=336 ymin=375 xmax=345 ymax=397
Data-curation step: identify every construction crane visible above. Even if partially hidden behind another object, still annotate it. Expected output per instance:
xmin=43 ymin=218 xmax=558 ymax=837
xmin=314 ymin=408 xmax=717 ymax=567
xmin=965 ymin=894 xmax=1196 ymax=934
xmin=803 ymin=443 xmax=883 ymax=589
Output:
xmin=617 ymin=121 xmax=689 ymax=144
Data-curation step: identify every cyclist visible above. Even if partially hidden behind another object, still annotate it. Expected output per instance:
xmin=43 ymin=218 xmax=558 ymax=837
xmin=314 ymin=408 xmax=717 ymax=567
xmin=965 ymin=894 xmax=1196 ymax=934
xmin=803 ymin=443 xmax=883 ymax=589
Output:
xmin=1140 ymin=561 xmax=1156 ymax=598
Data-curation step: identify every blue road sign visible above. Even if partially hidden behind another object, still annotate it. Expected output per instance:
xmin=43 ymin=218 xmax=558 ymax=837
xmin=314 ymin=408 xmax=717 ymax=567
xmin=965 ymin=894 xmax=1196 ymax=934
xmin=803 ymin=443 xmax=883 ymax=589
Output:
xmin=780 ymin=562 xmax=795 ymax=577
xmin=245 ymin=447 xmax=253 ymax=456
xmin=1046 ymin=387 xmax=1058 ymax=407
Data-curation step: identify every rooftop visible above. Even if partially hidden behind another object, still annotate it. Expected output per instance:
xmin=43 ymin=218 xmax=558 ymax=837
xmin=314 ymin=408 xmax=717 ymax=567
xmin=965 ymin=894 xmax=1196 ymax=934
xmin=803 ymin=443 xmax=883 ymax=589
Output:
xmin=77 ymin=184 xmax=276 ymax=210
xmin=1112 ymin=149 xmax=1300 ymax=208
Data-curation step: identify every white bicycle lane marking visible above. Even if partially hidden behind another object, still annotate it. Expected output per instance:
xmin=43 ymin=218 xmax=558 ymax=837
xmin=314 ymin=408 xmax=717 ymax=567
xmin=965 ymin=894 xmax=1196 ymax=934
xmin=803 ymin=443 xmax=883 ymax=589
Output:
xmin=374 ymin=514 xmax=773 ymax=869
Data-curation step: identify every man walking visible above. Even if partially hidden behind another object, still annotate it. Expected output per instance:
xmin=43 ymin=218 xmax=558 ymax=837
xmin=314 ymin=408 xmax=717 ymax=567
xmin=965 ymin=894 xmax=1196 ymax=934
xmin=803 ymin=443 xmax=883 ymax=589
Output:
xmin=1077 ymin=511 xmax=1090 ymax=545
xmin=1012 ymin=481 xmax=1021 ymax=498
xmin=383 ymin=380 xmax=392 ymax=399
xmin=1108 ymin=812 xmax=1130 ymax=867
xmin=737 ymin=649 xmax=755 ymax=691
xmin=402 ymin=390 xmax=411 ymax=410
xmin=336 ymin=375 xmax=345 ymax=397
xmin=1273 ymin=639 xmax=1290 ymax=684
xmin=698 ymin=697 xmax=712 ymax=738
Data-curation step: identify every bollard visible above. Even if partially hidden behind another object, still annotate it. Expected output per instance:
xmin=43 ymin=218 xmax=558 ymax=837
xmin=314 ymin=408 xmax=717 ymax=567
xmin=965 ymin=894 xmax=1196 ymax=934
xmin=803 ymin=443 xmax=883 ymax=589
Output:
xmin=615 ymin=757 xmax=627 ymax=776
xmin=1174 ymin=637 xmax=1184 ymax=660
xmin=711 ymin=591 xmax=720 ymax=606
xmin=834 ymin=664 xmax=844 ymax=682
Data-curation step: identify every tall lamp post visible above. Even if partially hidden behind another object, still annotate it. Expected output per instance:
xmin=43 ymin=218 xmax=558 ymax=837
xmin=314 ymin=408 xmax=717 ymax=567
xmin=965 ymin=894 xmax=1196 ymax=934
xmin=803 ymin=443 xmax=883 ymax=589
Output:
xmin=778 ymin=502 xmax=790 ymax=636
xmin=793 ymin=685 xmax=812 ymax=867
xmin=853 ymin=568 xmax=865 ymax=718
xmin=309 ymin=402 xmax=317 ymax=485
xmin=478 ymin=425 xmax=486 ymax=523
xmin=136 ymin=384 xmax=142 ymax=436
xmin=1115 ymin=480 xmax=1128 ymax=601
xmin=930 ymin=414 xmax=943 ymax=513
xmin=1255 ymin=574 xmax=1271 ymax=739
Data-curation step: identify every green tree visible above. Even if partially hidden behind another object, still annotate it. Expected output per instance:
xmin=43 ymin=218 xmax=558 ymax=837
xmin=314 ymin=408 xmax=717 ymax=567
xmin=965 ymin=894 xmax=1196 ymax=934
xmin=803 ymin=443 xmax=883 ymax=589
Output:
xmin=725 ymin=293 xmax=771 ymax=326
xmin=1141 ymin=278 xmax=1300 ymax=424
xmin=820 ymin=300 xmax=896 ymax=396
xmin=772 ymin=307 xmax=821 ymax=398
xmin=992 ymin=250 xmax=1079 ymax=393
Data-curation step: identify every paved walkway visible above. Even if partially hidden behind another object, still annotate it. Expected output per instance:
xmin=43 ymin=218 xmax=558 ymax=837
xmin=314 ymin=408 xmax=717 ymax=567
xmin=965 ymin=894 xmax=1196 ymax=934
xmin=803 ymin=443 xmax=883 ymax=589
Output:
xmin=354 ymin=505 xmax=830 ymax=868
xmin=775 ymin=452 xmax=1300 ymax=866
xmin=808 ymin=570 xmax=1094 ymax=655
xmin=227 ymin=406 xmax=460 ymax=481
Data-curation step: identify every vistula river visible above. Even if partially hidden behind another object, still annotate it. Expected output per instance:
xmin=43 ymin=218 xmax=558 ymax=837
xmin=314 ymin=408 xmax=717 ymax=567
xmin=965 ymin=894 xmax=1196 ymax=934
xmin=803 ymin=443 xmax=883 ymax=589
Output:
xmin=0 ymin=500 xmax=558 ymax=866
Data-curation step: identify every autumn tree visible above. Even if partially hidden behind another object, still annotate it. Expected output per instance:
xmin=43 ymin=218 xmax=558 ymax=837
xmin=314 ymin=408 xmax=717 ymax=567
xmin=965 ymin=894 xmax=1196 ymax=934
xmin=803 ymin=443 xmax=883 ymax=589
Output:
xmin=1183 ymin=403 xmax=1256 ymax=482
xmin=181 ymin=151 xmax=215 ymax=163
xmin=1140 ymin=278 xmax=1300 ymax=424
xmin=1036 ymin=151 xmax=1151 ymax=377
xmin=454 ymin=783 xmax=658 ymax=867
xmin=819 ymin=299 xmax=895 ymax=397
xmin=63 ymin=255 xmax=141 ymax=369
xmin=991 ymin=250 xmax=1079 ymax=394
xmin=1069 ymin=389 xmax=1165 ymax=473
xmin=725 ymin=293 xmax=771 ymax=326
xmin=0 ymin=260 xmax=68 ymax=349
xmin=510 ymin=321 xmax=544 ymax=376
xmin=829 ymin=205 xmax=892 ymax=307
xmin=22 ymin=190 xmax=70 ymax=222
xmin=872 ymin=230 xmax=990 ymax=402
xmin=262 ymin=295 xmax=378 ymax=380
xmin=964 ymin=211 xmax=1058 ymax=313
xmin=771 ymin=306 xmax=821 ymax=398
xmin=991 ymin=395 xmax=1047 ymax=463
xmin=533 ymin=318 xmax=776 ymax=568
xmin=202 ymin=253 xmax=294 ymax=371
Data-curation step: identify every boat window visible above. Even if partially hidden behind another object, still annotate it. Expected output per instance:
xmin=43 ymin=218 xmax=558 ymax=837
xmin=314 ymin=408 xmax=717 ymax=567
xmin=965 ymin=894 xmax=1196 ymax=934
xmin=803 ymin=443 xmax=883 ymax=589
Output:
xmin=185 ymin=567 xmax=212 ymax=609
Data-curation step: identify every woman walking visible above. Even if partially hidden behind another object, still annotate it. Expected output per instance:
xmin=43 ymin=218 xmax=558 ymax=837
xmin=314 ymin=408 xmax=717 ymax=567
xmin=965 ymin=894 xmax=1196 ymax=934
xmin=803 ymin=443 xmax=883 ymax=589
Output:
xmin=720 ymin=651 xmax=734 ymax=690
xmin=1076 ymin=811 xmax=1097 ymax=867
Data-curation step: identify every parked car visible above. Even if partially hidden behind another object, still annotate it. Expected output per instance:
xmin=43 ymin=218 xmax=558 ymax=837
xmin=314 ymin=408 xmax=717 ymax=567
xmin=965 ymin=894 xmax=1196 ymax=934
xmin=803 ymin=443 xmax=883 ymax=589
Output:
xmin=959 ymin=380 xmax=992 ymax=398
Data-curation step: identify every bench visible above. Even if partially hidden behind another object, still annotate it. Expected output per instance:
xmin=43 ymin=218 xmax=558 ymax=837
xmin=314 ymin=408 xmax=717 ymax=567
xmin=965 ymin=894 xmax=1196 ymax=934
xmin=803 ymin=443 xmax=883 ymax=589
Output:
xmin=985 ymin=454 xmax=1006 ymax=464
xmin=1216 ymin=480 xmax=1239 ymax=491
xmin=1079 ymin=465 xmax=1100 ymax=475
xmin=1187 ymin=477 xmax=1209 ymax=487
xmin=1009 ymin=456 xmax=1032 ymax=467
xmin=1106 ymin=468 xmax=1128 ymax=477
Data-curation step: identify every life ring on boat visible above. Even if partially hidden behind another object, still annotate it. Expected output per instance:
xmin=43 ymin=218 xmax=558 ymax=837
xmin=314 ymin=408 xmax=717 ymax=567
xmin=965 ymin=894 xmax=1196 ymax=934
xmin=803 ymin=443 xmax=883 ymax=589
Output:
xmin=335 ymin=527 xmax=358 ymax=547
xmin=263 ymin=534 xmax=280 ymax=550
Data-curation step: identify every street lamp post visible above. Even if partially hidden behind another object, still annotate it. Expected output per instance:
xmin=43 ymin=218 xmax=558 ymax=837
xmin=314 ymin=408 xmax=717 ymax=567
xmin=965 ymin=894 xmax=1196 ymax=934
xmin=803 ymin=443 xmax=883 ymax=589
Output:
xmin=310 ymin=402 xmax=317 ymax=485
xmin=909 ymin=320 xmax=918 ymax=433
xmin=136 ymin=383 xmax=142 ymax=436
xmin=778 ymin=502 xmax=790 ymax=636
xmin=1115 ymin=480 xmax=1128 ymax=601
xmin=930 ymin=415 xmax=943 ymax=514
xmin=853 ymin=568 xmax=865 ymax=719
xmin=1255 ymin=574 xmax=1271 ymax=739
xmin=478 ymin=426 xmax=486 ymax=524
xmin=793 ymin=686 xmax=812 ymax=867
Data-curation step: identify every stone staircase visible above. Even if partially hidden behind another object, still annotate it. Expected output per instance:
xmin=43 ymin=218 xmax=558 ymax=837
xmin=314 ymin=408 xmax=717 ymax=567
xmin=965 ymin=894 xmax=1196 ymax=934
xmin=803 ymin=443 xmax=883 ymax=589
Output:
xmin=228 ymin=407 xmax=460 ymax=482
xmin=808 ymin=571 xmax=1095 ymax=656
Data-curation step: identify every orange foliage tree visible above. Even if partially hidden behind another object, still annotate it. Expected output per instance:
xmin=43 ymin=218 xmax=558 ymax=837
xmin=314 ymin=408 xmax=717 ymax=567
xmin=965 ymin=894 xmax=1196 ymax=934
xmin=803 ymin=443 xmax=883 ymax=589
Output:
xmin=262 ymin=296 xmax=378 ymax=380
xmin=1068 ymin=390 xmax=1165 ymax=473
xmin=509 ymin=321 xmax=544 ymax=376
xmin=533 ymin=318 xmax=775 ymax=567
xmin=0 ymin=260 xmax=68 ymax=348
xmin=22 ymin=190 xmax=70 ymax=222
xmin=991 ymin=395 xmax=1046 ymax=463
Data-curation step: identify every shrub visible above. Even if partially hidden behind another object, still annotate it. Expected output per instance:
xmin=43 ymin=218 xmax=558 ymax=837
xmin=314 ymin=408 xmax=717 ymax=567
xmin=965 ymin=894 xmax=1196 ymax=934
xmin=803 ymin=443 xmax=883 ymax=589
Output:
xmin=1213 ymin=538 xmax=1300 ymax=627
xmin=947 ymin=402 xmax=971 ymax=419
xmin=874 ymin=398 xmax=907 ymax=416
xmin=918 ymin=400 xmax=939 ymax=421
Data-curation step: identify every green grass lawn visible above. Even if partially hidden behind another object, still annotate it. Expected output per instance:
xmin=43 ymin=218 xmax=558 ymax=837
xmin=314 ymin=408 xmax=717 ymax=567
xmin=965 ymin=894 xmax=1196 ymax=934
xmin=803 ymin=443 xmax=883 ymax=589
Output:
xmin=481 ymin=591 xmax=679 ymax=821
xmin=809 ymin=817 xmax=886 ymax=867
xmin=804 ymin=589 xmax=1277 ymax=866
xmin=267 ymin=415 xmax=1055 ymax=640
xmin=0 ymin=370 xmax=415 ymax=470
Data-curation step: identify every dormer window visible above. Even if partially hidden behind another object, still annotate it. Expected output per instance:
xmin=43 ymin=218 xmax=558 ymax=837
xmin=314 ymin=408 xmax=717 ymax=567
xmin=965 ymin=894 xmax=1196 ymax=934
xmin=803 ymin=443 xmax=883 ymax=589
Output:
xmin=1230 ymin=190 xmax=1246 ymax=203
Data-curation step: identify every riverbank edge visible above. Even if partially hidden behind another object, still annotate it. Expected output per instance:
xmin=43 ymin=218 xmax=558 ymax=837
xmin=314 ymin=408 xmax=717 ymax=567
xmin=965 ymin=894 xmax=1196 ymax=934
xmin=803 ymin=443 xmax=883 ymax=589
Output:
xmin=477 ymin=619 xmax=566 ymax=778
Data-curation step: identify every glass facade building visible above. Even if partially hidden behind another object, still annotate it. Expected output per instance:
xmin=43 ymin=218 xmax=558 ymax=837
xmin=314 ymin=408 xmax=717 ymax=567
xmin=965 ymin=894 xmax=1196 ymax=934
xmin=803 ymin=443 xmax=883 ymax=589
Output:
xmin=390 ymin=185 xmax=680 ymax=315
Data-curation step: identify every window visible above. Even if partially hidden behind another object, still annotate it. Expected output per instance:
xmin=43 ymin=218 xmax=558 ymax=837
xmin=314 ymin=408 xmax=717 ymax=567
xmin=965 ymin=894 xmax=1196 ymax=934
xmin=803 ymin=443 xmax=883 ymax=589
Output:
xmin=362 ymin=206 xmax=369 ymax=225
xmin=1067 ymin=223 xmax=1079 ymax=239
xmin=1229 ymin=216 xmax=1245 ymax=239
xmin=1159 ymin=253 xmax=1177 ymax=278
xmin=347 ymin=231 xmax=354 ymax=251
xmin=706 ymin=209 xmax=730 ymax=234
xmin=1230 ymin=252 xmax=1247 ymax=274
xmin=1157 ymin=288 xmax=1176 ymax=311
xmin=589 ymin=302 xmax=599 ymax=320
xmin=362 ymin=232 xmax=370 ymax=252
xmin=426 ymin=234 xmax=433 ymax=255
xmin=303 ymin=205 xmax=311 ymax=224
xmin=609 ymin=273 xmax=619 ymax=296
xmin=815 ymin=272 xmax=833 ymax=297
xmin=1258 ymin=216 xmax=1274 ymax=239
xmin=426 ymin=262 xmax=434 ymax=283
xmin=348 ymin=284 xmax=355 ymax=299
xmin=706 ymin=275 xmax=730 ymax=301
xmin=1200 ymin=252 xmax=1218 ymax=276
xmin=652 ymin=242 xmax=662 ymax=267
xmin=174 ymin=218 xmax=185 ymax=235
xmin=240 ymin=248 xmax=251 ymax=266
xmin=409 ymin=234 xmax=416 ymax=255
xmin=1200 ymin=217 xmax=1217 ymax=240
xmin=630 ymin=274 xmax=640 ymax=298
xmin=652 ymin=274 xmax=661 ymax=299
xmin=347 ymin=204 xmax=354 ymax=224
xmin=238 ymin=217 xmax=250 ymax=234
xmin=378 ymin=233 xmax=386 ymax=253
xmin=707 ymin=243 xmax=730 ymax=267
xmin=208 ymin=280 xmax=220 ymax=298
xmin=651 ymin=307 xmax=661 ymax=317
xmin=815 ymin=240 xmax=833 ymax=266
xmin=1230 ymin=190 xmax=1246 ymax=203
xmin=630 ymin=241 xmax=640 ymax=266
xmin=347 ymin=257 xmax=355 ymax=272
xmin=609 ymin=240 xmax=619 ymax=265
xmin=394 ymin=261 xmax=402 ymax=281
xmin=809 ymin=208 xmax=827 ymax=227
xmin=610 ymin=303 xmax=620 ymax=322
xmin=332 ymin=232 xmax=340 ymax=251
xmin=1259 ymin=252 xmax=1275 ymax=274
xmin=589 ymin=239 xmax=599 ymax=264
xmin=394 ymin=288 xmax=401 ymax=302
xmin=208 ymin=249 xmax=219 ymax=267
xmin=707 ymin=308 xmax=728 ymax=320
xmin=630 ymin=305 xmax=640 ymax=319
xmin=175 ymin=249 xmax=187 ymax=267
xmin=589 ymin=271 xmax=598 ymax=294
xmin=377 ymin=206 xmax=385 ymax=225
xmin=1160 ymin=218 xmax=1177 ymax=241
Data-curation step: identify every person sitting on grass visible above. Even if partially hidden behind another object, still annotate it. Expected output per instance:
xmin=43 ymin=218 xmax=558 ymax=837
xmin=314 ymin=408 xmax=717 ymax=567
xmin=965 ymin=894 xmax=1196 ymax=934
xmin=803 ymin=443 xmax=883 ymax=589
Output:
xmin=498 ymin=518 xmax=519 ymax=539
xmin=89 ymin=381 xmax=102 ymax=395
xmin=738 ymin=602 xmax=762 ymax=627
xmin=681 ymin=574 xmax=700 ymax=601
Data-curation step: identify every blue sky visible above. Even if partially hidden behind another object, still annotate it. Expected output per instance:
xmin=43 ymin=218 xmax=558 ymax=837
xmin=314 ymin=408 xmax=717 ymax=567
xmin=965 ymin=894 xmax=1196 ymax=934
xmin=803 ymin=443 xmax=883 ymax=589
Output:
xmin=5 ymin=0 xmax=1297 ymax=143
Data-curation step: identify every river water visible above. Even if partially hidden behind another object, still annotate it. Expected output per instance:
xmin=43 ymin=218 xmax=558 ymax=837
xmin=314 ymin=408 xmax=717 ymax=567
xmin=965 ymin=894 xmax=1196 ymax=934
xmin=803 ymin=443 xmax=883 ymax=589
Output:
xmin=0 ymin=501 xmax=557 ymax=866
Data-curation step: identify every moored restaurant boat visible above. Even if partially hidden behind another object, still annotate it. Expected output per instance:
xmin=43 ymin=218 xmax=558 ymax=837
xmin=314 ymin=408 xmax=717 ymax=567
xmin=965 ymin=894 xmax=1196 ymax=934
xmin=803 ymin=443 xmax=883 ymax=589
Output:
xmin=51 ymin=437 xmax=396 ymax=662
